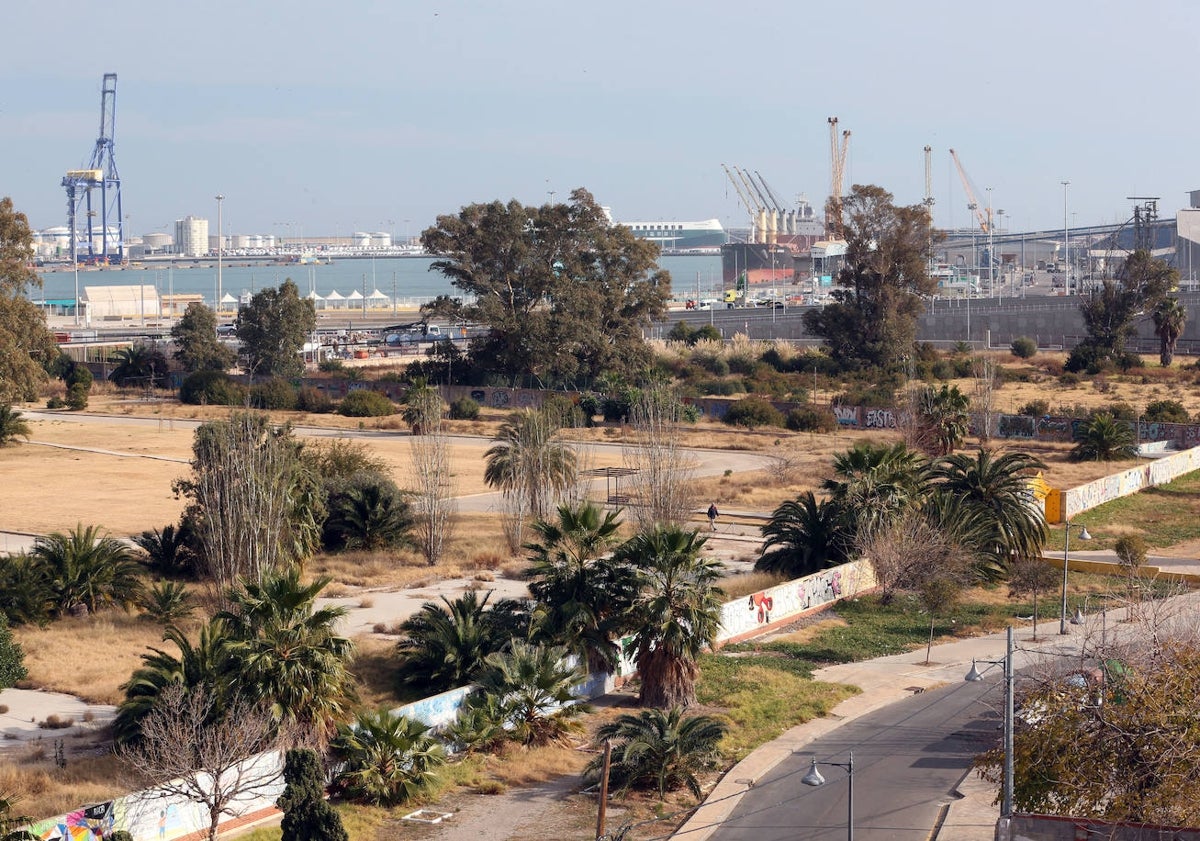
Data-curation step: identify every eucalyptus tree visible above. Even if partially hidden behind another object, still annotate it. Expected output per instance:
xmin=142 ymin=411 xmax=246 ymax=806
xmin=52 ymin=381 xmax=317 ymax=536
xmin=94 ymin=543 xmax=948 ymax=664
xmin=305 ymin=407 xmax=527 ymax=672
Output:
xmin=421 ymin=188 xmax=669 ymax=387
xmin=235 ymin=279 xmax=316 ymax=379
xmin=0 ymin=197 xmax=57 ymax=403
xmin=171 ymin=302 xmax=236 ymax=372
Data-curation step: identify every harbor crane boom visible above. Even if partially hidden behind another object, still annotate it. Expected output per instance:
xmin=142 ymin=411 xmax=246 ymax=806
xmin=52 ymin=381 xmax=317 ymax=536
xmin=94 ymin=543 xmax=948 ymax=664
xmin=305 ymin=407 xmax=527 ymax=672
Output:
xmin=722 ymin=163 xmax=761 ymax=241
xmin=738 ymin=167 xmax=777 ymax=243
xmin=949 ymin=148 xmax=991 ymax=234
xmin=827 ymin=117 xmax=851 ymax=241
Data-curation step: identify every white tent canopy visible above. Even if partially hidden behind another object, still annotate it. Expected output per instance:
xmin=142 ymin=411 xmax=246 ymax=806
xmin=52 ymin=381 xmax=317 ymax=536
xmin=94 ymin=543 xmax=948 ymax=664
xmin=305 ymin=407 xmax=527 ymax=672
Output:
xmin=324 ymin=290 xmax=345 ymax=307
xmin=346 ymin=290 xmax=364 ymax=300
xmin=367 ymin=288 xmax=389 ymax=301
xmin=220 ymin=293 xmax=237 ymax=303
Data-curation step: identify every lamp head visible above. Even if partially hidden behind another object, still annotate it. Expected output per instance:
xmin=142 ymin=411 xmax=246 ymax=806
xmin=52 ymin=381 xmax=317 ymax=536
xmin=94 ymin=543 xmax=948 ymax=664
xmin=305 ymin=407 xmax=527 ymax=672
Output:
xmin=1078 ymin=527 xmax=1092 ymax=541
xmin=1071 ymin=608 xmax=1085 ymax=625
xmin=801 ymin=758 xmax=826 ymax=787
xmin=965 ymin=659 xmax=984 ymax=682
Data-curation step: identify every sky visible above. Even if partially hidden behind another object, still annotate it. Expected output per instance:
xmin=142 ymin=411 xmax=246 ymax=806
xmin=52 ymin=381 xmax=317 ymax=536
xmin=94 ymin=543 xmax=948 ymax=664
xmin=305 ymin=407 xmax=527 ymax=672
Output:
xmin=3 ymin=0 xmax=1197 ymax=239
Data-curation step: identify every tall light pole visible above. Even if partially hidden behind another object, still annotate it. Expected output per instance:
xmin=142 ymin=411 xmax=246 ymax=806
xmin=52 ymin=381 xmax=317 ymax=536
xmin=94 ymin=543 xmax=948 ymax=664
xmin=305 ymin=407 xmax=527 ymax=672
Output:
xmin=966 ymin=626 xmax=1015 ymax=819
xmin=1061 ymin=181 xmax=1070 ymax=294
xmin=215 ymin=194 xmax=225 ymax=316
xmin=1060 ymin=520 xmax=1091 ymax=634
xmin=801 ymin=751 xmax=854 ymax=840
xmin=986 ymin=187 xmax=995 ymax=297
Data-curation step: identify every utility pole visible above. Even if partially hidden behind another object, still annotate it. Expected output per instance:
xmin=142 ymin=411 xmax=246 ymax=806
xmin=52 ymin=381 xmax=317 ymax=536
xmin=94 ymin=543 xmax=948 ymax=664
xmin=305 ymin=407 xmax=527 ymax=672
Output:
xmin=1061 ymin=181 xmax=1070 ymax=294
xmin=215 ymin=194 xmax=224 ymax=315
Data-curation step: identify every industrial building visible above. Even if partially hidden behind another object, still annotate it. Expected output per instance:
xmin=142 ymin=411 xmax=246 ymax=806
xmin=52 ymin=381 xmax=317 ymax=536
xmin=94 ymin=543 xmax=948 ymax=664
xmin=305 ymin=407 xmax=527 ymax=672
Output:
xmin=174 ymin=216 xmax=209 ymax=258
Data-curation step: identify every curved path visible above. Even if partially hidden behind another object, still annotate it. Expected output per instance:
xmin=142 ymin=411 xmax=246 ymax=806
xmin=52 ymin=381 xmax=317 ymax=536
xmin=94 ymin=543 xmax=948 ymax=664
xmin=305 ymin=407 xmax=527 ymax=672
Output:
xmin=12 ymin=409 xmax=777 ymax=517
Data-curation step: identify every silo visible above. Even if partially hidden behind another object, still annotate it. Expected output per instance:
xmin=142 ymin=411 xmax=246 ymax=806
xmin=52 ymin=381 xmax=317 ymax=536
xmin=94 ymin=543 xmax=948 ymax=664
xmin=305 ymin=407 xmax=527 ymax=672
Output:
xmin=353 ymin=232 xmax=371 ymax=248
xmin=370 ymin=232 xmax=392 ymax=248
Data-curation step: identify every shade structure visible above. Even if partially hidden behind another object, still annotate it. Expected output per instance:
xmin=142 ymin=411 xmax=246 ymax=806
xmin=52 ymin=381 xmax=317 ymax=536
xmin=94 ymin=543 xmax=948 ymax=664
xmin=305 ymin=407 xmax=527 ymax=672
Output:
xmin=324 ymin=290 xmax=345 ymax=308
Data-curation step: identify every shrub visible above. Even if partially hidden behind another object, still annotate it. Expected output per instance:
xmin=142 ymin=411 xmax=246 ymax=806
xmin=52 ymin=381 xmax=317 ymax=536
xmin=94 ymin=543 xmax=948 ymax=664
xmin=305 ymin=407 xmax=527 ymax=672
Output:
xmin=704 ymin=356 xmax=731 ymax=377
xmin=1102 ymin=402 xmax=1137 ymax=421
xmin=1018 ymin=399 xmax=1050 ymax=417
xmin=297 ymin=386 xmax=333 ymax=414
xmin=46 ymin=396 xmax=65 ymax=409
xmin=1011 ymin=336 xmax=1038 ymax=358
xmin=697 ymin=379 xmax=740 ymax=397
xmin=786 ymin=406 xmax=836 ymax=433
xmin=1144 ymin=399 xmax=1190 ymax=424
xmin=180 ymin=370 xmax=247 ymax=406
xmin=693 ymin=324 xmax=722 ymax=343
xmin=539 ymin=393 xmax=584 ymax=428
xmin=722 ymin=397 xmax=784 ymax=429
xmin=338 ymin=389 xmax=396 ymax=417
xmin=1058 ymin=372 xmax=1081 ymax=387
xmin=250 ymin=378 xmax=299 ymax=410
xmin=449 ymin=396 xmax=481 ymax=421
xmin=667 ymin=321 xmax=695 ymax=344
xmin=66 ymin=383 xmax=89 ymax=411
xmin=318 ymin=358 xmax=346 ymax=373
xmin=0 ymin=615 xmax=27 ymax=689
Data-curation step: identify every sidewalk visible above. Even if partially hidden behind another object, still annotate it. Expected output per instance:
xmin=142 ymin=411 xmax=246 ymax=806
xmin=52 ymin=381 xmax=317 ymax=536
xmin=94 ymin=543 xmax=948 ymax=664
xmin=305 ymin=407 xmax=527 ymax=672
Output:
xmin=673 ymin=586 xmax=1200 ymax=841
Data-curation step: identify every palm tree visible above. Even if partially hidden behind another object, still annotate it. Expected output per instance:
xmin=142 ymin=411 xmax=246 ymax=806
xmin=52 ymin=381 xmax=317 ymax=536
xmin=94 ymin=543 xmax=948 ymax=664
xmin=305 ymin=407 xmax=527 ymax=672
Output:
xmin=473 ymin=640 xmax=587 ymax=746
xmin=1070 ymin=413 xmax=1136 ymax=462
xmin=915 ymin=384 xmax=971 ymax=456
xmin=484 ymin=408 xmax=577 ymax=520
xmin=525 ymin=502 xmax=637 ymax=673
xmin=0 ymin=405 xmax=31 ymax=448
xmin=584 ymin=707 xmax=728 ymax=799
xmin=1152 ymin=297 xmax=1187 ymax=367
xmin=137 ymin=581 xmax=196 ymax=625
xmin=0 ymin=554 xmax=51 ymax=626
xmin=400 ymin=379 xmax=444 ymax=435
xmin=108 ymin=344 xmax=170 ymax=389
xmin=217 ymin=565 xmax=356 ymax=741
xmin=756 ymin=492 xmax=848 ymax=578
xmin=930 ymin=449 xmax=1048 ymax=574
xmin=394 ymin=590 xmax=528 ymax=694
xmin=0 ymin=792 xmax=34 ymax=841
xmin=323 ymin=481 xmax=413 ymax=551
xmin=30 ymin=523 xmax=143 ymax=616
xmin=113 ymin=620 xmax=229 ymax=745
xmin=134 ymin=522 xmax=198 ymax=579
xmin=614 ymin=526 xmax=723 ymax=709
xmin=823 ymin=441 xmax=927 ymax=543
xmin=330 ymin=710 xmax=446 ymax=806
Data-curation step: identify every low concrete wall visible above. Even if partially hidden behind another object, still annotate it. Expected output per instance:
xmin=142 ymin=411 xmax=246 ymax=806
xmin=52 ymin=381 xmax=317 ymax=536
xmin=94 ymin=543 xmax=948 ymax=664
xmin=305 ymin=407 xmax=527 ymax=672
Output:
xmin=1002 ymin=813 xmax=1200 ymax=840
xmin=1052 ymin=445 xmax=1200 ymax=522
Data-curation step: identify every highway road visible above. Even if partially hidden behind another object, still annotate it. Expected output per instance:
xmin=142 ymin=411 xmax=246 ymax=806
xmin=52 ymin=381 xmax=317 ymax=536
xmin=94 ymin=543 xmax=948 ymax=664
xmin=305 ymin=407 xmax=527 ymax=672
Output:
xmin=709 ymin=678 xmax=998 ymax=840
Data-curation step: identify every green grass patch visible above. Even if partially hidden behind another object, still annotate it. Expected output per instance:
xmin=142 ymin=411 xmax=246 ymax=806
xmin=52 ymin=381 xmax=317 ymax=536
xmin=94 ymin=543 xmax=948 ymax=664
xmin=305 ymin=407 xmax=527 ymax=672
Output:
xmin=696 ymin=653 xmax=857 ymax=760
xmin=1044 ymin=468 xmax=1200 ymax=552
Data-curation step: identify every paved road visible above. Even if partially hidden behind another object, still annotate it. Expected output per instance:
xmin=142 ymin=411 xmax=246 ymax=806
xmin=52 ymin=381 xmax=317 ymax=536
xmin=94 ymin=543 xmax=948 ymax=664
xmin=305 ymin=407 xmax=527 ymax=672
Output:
xmin=710 ymin=680 xmax=996 ymax=840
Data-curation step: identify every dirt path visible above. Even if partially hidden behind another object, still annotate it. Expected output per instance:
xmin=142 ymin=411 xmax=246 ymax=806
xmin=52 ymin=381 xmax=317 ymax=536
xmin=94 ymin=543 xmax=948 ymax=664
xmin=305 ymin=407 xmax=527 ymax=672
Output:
xmin=414 ymin=775 xmax=594 ymax=841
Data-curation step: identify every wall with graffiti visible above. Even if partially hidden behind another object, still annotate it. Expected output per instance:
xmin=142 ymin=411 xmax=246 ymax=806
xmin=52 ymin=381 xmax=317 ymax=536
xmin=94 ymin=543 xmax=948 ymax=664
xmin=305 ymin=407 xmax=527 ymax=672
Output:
xmin=716 ymin=560 xmax=878 ymax=644
xmin=27 ymin=752 xmax=285 ymax=841
xmin=1060 ymin=445 xmax=1200 ymax=521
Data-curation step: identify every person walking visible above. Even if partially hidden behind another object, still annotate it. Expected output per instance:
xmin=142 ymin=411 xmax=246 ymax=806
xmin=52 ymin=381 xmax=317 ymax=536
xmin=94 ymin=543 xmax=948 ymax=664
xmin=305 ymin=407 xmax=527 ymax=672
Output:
xmin=707 ymin=502 xmax=719 ymax=531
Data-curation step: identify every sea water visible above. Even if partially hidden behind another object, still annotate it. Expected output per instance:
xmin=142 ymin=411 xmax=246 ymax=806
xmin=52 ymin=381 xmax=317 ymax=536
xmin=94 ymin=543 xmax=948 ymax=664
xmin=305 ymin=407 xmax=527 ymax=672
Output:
xmin=33 ymin=254 xmax=724 ymax=309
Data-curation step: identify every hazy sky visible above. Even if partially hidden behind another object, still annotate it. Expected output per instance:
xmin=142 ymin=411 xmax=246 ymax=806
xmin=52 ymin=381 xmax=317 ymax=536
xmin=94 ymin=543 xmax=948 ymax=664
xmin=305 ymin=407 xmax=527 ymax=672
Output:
xmin=3 ymin=0 xmax=1196 ymax=238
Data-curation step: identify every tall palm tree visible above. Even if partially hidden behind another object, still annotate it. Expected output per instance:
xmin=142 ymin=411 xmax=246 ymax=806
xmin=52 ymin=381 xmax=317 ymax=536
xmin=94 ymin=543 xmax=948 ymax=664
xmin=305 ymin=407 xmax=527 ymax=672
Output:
xmin=822 ymin=441 xmax=927 ymax=543
xmin=756 ymin=492 xmax=849 ymax=578
xmin=930 ymin=449 xmax=1048 ymax=573
xmin=525 ymin=502 xmax=637 ymax=673
xmin=0 ymin=405 xmax=31 ymax=448
xmin=1070 ymin=413 xmax=1136 ymax=462
xmin=915 ymin=384 xmax=971 ymax=456
xmin=584 ymin=707 xmax=728 ymax=799
xmin=394 ymin=590 xmax=529 ymax=694
xmin=30 ymin=523 xmax=143 ymax=616
xmin=330 ymin=710 xmax=446 ymax=806
xmin=614 ymin=526 xmax=723 ymax=709
xmin=473 ymin=640 xmax=587 ymax=746
xmin=1152 ymin=297 xmax=1187 ymax=367
xmin=484 ymin=408 xmax=577 ymax=520
xmin=217 ymin=565 xmax=356 ymax=741
xmin=113 ymin=620 xmax=229 ymax=745
xmin=108 ymin=345 xmax=170 ymax=389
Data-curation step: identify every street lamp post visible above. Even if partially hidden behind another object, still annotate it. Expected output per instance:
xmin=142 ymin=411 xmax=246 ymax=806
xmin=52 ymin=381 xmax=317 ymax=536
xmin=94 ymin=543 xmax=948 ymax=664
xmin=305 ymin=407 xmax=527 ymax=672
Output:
xmin=966 ymin=626 xmax=1015 ymax=819
xmin=801 ymin=751 xmax=854 ymax=841
xmin=1061 ymin=181 xmax=1071 ymax=294
xmin=1060 ymin=521 xmax=1092 ymax=635
xmin=215 ymin=194 xmax=224 ymax=316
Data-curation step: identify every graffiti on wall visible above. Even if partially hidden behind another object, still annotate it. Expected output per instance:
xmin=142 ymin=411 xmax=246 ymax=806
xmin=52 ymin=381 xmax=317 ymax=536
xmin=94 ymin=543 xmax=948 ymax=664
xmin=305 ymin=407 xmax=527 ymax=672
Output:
xmin=865 ymin=409 xmax=897 ymax=429
xmin=748 ymin=592 xmax=774 ymax=624
xmin=833 ymin=405 xmax=859 ymax=426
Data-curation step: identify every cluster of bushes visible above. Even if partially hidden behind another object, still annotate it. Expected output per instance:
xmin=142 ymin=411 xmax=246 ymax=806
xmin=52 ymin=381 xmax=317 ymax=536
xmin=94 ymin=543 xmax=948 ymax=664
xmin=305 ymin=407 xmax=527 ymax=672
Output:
xmin=178 ymin=372 xmax=399 ymax=417
xmin=1018 ymin=398 xmax=1194 ymax=426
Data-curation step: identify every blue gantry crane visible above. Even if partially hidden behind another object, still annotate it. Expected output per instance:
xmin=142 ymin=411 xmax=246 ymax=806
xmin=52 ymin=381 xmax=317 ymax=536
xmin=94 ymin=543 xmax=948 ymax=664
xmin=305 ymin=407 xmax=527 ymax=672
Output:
xmin=62 ymin=73 xmax=123 ymax=264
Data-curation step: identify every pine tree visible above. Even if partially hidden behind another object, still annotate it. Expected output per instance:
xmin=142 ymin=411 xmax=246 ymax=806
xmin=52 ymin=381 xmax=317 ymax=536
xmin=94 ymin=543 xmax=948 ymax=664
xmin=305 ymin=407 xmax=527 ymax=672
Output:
xmin=277 ymin=749 xmax=347 ymax=841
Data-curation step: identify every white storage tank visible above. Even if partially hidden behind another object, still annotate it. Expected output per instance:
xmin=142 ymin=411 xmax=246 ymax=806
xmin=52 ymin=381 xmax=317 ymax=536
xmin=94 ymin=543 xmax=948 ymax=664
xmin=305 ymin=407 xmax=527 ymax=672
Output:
xmin=353 ymin=231 xmax=371 ymax=248
xmin=370 ymin=232 xmax=392 ymax=248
